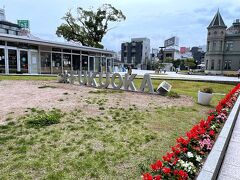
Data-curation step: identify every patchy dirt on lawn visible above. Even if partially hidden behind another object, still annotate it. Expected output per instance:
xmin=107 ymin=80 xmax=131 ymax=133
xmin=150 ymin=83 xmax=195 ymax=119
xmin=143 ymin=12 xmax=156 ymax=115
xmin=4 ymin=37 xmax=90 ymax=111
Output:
xmin=0 ymin=80 xmax=194 ymax=123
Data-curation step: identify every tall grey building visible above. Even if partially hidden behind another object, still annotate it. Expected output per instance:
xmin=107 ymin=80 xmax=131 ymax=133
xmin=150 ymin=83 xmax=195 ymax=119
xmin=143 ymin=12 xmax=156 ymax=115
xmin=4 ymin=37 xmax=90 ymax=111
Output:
xmin=205 ymin=10 xmax=240 ymax=74
xmin=121 ymin=38 xmax=150 ymax=69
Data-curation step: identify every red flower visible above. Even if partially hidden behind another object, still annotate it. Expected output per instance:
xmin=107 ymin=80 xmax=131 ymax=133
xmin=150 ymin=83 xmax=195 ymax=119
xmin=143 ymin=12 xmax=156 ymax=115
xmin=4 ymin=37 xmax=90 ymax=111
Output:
xmin=150 ymin=164 xmax=158 ymax=171
xmin=154 ymin=175 xmax=161 ymax=180
xmin=173 ymin=158 xmax=179 ymax=165
xmin=172 ymin=145 xmax=181 ymax=155
xmin=180 ymin=147 xmax=188 ymax=152
xmin=150 ymin=160 xmax=163 ymax=171
xmin=141 ymin=85 xmax=240 ymax=179
xmin=162 ymin=152 xmax=174 ymax=162
xmin=155 ymin=160 xmax=163 ymax=169
xmin=143 ymin=173 xmax=153 ymax=180
xmin=209 ymin=130 xmax=215 ymax=136
xmin=174 ymin=170 xmax=179 ymax=175
xmin=176 ymin=137 xmax=189 ymax=146
xmin=178 ymin=170 xmax=188 ymax=179
xmin=162 ymin=167 xmax=171 ymax=174
xmin=207 ymin=115 xmax=215 ymax=123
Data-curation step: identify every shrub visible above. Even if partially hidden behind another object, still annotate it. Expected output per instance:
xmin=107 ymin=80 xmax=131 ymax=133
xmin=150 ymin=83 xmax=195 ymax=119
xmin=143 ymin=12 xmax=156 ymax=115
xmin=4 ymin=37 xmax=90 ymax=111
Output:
xmin=25 ymin=110 xmax=63 ymax=128
xmin=200 ymin=87 xmax=213 ymax=94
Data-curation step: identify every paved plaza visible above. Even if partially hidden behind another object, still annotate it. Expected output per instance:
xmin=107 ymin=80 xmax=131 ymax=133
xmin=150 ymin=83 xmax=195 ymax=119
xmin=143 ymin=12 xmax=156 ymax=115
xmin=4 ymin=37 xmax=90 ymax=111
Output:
xmin=217 ymin=112 xmax=240 ymax=180
xmin=119 ymin=70 xmax=240 ymax=83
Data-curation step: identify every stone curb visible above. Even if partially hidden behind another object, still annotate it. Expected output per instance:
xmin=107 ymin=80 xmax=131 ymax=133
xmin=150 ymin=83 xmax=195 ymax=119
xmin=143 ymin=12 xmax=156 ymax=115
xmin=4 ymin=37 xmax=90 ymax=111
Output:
xmin=197 ymin=95 xmax=240 ymax=180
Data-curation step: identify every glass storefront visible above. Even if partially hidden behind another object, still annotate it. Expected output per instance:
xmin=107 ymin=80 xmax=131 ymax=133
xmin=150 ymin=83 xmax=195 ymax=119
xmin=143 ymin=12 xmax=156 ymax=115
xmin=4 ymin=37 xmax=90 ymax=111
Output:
xmin=8 ymin=49 xmax=17 ymax=73
xmin=20 ymin=51 xmax=28 ymax=73
xmin=95 ymin=57 xmax=101 ymax=72
xmin=73 ymin=55 xmax=80 ymax=71
xmin=82 ymin=55 xmax=88 ymax=71
xmin=52 ymin=53 xmax=62 ymax=74
xmin=89 ymin=56 xmax=94 ymax=71
xmin=63 ymin=54 xmax=71 ymax=71
xmin=107 ymin=58 xmax=112 ymax=73
xmin=0 ymin=40 xmax=113 ymax=74
xmin=40 ymin=52 xmax=51 ymax=74
xmin=0 ymin=48 xmax=5 ymax=73
xmin=102 ymin=57 xmax=106 ymax=73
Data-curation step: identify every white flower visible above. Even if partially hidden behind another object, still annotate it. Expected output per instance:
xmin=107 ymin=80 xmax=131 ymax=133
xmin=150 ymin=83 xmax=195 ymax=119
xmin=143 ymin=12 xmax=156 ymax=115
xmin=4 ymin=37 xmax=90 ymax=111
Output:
xmin=211 ymin=125 xmax=216 ymax=129
xmin=187 ymin=152 xmax=194 ymax=158
xmin=196 ymin=155 xmax=202 ymax=162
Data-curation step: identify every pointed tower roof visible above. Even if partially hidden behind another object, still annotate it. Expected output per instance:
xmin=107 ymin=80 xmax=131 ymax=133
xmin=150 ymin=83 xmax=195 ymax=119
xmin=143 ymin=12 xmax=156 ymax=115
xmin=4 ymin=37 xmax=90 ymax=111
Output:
xmin=208 ymin=10 xmax=227 ymax=29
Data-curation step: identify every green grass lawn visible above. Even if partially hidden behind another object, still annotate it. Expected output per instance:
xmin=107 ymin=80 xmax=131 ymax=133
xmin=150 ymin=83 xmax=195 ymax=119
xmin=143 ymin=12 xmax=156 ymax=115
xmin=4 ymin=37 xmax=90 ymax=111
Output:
xmin=0 ymin=75 xmax=57 ymax=81
xmin=0 ymin=75 xmax=235 ymax=179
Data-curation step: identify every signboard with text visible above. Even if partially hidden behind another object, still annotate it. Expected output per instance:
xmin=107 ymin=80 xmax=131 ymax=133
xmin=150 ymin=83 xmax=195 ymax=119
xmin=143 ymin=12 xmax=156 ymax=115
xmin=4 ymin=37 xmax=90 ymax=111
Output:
xmin=164 ymin=36 xmax=179 ymax=47
xmin=17 ymin=20 xmax=30 ymax=29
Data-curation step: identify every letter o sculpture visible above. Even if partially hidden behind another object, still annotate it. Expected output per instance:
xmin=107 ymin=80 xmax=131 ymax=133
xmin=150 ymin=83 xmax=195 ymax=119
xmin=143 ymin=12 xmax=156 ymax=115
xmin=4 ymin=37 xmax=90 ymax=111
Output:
xmin=111 ymin=73 xmax=123 ymax=89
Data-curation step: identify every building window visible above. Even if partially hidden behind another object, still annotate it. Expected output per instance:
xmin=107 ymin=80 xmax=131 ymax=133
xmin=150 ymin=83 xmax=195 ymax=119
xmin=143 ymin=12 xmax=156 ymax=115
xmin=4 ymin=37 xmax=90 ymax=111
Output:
xmin=63 ymin=54 xmax=71 ymax=71
xmin=94 ymin=57 xmax=101 ymax=72
xmin=211 ymin=60 xmax=214 ymax=70
xmin=218 ymin=60 xmax=221 ymax=70
xmin=225 ymin=41 xmax=233 ymax=51
xmin=52 ymin=47 xmax=62 ymax=52
xmin=224 ymin=60 xmax=232 ymax=70
xmin=40 ymin=52 xmax=51 ymax=74
xmin=52 ymin=53 xmax=62 ymax=74
xmin=72 ymin=55 xmax=80 ymax=71
xmin=124 ymin=57 xmax=127 ymax=63
xmin=131 ymin=56 xmax=135 ymax=64
xmin=212 ymin=41 xmax=217 ymax=51
xmin=0 ymin=40 xmax=5 ymax=46
xmin=72 ymin=50 xmax=80 ymax=54
xmin=214 ymin=31 xmax=217 ymax=35
xmin=20 ymin=51 xmax=28 ymax=73
xmin=207 ymin=41 xmax=210 ymax=52
xmin=63 ymin=49 xmax=71 ymax=53
xmin=228 ymin=60 xmax=232 ymax=70
xmin=206 ymin=60 xmax=208 ymax=69
xmin=0 ymin=28 xmax=7 ymax=34
xmin=0 ymin=48 xmax=5 ymax=73
xmin=81 ymin=55 xmax=88 ymax=71
xmin=220 ymin=41 xmax=223 ymax=51
xmin=7 ymin=41 xmax=18 ymax=47
xmin=8 ymin=30 xmax=17 ymax=35
xmin=8 ymin=49 xmax=17 ymax=73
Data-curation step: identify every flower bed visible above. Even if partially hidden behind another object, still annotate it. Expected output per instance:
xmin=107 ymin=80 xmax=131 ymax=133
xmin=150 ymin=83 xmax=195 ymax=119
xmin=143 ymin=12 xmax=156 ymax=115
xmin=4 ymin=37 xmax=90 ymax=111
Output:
xmin=142 ymin=84 xmax=240 ymax=180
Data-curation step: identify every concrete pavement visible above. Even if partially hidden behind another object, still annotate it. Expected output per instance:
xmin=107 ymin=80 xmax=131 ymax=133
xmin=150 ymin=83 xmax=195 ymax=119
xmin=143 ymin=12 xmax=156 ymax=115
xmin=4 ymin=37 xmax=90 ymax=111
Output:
xmin=217 ymin=112 xmax=240 ymax=180
xmin=118 ymin=70 xmax=240 ymax=83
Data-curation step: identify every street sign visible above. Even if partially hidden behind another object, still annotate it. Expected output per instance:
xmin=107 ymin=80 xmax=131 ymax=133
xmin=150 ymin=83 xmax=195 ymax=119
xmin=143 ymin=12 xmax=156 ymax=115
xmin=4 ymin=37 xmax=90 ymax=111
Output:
xmin=17 ymin=20 xmax=30 ymax=29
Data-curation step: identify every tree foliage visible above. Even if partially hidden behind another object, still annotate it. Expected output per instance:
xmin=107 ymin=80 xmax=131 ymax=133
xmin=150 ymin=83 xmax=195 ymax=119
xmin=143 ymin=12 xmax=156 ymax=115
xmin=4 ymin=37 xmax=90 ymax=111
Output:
xmin=56 ymin=4 xmax=126 ymax=49
xmin=184 ymin=58 xmax=196 ymax=69
xmin=164 ymin=57 xmax=174 ymax=63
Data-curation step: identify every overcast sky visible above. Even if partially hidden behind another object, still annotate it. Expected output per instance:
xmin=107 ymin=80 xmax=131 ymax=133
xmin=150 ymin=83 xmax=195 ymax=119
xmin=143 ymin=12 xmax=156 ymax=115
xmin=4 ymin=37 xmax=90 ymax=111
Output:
xmin=1 ymin=0 xmax=240 ymax=51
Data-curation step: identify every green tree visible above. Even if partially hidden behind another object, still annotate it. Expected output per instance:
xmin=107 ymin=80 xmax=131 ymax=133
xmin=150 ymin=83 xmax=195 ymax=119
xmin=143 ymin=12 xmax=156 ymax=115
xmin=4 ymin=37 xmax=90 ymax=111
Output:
xmin=153 ymin=60 xmax=165 ymax=71
xmin=184 ymin=58 xmax=196 ymax=69
xmin=172 ymin=59 xmax=181 ymax=68
xmin=56 ymin=4 xmax=126 ymax=49
xmin=164 ymin=57 xmax=174 ymax=63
